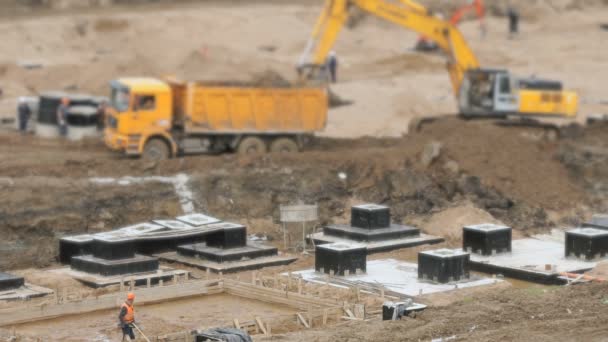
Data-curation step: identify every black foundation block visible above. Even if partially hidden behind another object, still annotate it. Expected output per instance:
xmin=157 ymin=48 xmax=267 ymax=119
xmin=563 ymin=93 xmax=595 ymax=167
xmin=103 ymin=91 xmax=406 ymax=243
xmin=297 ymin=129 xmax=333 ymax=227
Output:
xmin=463 ymin=224 xmax=512 ymax=256
xmin=0 ymin=272 xmax=25 ymax=291
xmin=205 ymin=223 xmax=247 ymax=249
xmin=565 ymin=228 xmax=608 ymax=261
xmin=177 ymin=243 xmax=278 ymax=263
xmin=59 ymin=234 xmax=95 ymax=264
xmin=323 ymin=224 xmax=420 ymax=242
xmin=583 ymin=214 xmax=608 ymax=230
xmin=418 ymin=249 xmax=470 ymax=284
xmin=315 ymin=243 xmax=367 ymax=276
xmin=135 ymin=233 xmax=213 ymax=255
xmin=71 ymin=255 xmax=159 ymax=276
xmin=92 ymin=237 xmax=137 ymax=260
xmin=351 ymin=204 xmax=391 ymax=229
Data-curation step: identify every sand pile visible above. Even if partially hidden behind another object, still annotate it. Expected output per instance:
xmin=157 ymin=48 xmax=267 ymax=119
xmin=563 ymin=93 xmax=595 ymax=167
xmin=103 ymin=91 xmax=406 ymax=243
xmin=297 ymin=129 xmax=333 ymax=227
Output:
xmin=587 ymin=261 xmax=608 ymax=278
xmin=420 ymin=202 xmax=504 ymax=242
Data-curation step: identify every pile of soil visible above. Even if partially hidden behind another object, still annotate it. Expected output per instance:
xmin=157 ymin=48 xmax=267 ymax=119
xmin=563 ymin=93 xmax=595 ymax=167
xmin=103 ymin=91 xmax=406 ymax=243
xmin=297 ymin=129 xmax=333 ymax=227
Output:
xmin=418 ymin=202 xmax=505 ymax=243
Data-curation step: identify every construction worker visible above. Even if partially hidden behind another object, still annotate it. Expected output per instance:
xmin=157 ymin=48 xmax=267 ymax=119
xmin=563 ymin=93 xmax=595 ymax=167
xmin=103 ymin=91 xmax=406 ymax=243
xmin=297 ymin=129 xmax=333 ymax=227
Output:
xmin=17 ymin=97 xmax=31 ymax=135
xmin=96 ymin=100 xmax=107 ymax=131
xmin=326 ymin=51 xmax=338 ymax=83
xmin=118 ymin=292 xmax=136 ymax=341
xmin=57 ymin=97 xmax=70 ymax=137
xmin=507 ymin=5 xmax=520 ymax=38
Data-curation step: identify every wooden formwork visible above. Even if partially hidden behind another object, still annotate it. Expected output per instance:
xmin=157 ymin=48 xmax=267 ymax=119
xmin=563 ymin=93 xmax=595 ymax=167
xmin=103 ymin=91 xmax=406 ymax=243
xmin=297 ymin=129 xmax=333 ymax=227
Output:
xmin=0 ymin=279 xmax=222 ymax=326
xmin=1 ymin=274 xmax=370 ymax=341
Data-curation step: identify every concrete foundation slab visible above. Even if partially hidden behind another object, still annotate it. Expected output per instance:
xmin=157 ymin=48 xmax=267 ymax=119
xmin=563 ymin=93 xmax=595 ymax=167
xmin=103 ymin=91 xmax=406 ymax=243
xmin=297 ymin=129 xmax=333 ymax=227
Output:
xmin=156 ymin=251 xmax=297 ymax=273
xmin=467 ymin=238 xmax=603 ymax=284
xmin=49 ymin=266 xmax=189 ymax=288
xmin=291 ymin=259 xmax=500 ymax=297
xmin=0 ymin=283 xmax=54 ymax=301
xmin=309 ymin=232 xmax=443 ymax=254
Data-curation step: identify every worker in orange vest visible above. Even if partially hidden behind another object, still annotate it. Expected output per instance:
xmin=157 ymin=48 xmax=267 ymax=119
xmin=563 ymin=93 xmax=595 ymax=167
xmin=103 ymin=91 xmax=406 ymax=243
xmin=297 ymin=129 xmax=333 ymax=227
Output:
xmin=119 ymin=292 xmax=136 ymax=341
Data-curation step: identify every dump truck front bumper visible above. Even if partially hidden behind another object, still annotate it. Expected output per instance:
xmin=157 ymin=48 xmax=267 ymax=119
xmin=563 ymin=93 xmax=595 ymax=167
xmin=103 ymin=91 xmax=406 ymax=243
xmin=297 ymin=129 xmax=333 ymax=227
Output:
xmin=104 ymin=129 xmax=128 ymax=152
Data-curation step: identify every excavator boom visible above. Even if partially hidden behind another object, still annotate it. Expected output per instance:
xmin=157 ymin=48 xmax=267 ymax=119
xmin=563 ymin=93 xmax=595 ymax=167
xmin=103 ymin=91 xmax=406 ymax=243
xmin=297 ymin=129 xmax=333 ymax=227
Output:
xmin=299 ymin=0 xmax=578 ymax=118
xmin=298 ymin=0 xmax=480 ymax=95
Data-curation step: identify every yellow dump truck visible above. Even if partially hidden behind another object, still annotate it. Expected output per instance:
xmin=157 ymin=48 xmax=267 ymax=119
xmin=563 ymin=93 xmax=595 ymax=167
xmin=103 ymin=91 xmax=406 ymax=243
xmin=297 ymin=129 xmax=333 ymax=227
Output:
xmin=104 ymin=78 xmax=328 ymax=159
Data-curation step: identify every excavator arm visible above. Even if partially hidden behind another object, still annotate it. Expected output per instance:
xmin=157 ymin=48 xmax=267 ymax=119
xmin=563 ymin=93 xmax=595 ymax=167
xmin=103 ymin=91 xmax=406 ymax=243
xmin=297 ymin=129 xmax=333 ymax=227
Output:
xmin=298 ymin=0 xmax=480 ymax=95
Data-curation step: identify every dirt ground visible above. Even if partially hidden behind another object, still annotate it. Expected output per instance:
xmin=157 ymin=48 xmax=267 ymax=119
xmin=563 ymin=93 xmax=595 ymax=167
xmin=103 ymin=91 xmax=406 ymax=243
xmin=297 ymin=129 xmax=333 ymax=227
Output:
xmin=263 ymin=282 xmax=608 ymax=342
xmin=2 ymin=117 xmax=606 ymax=269
xmin=1 ymin=0 xmax=608 ymax=341
xmin=9 ymin=294 xmax=296 ymax=341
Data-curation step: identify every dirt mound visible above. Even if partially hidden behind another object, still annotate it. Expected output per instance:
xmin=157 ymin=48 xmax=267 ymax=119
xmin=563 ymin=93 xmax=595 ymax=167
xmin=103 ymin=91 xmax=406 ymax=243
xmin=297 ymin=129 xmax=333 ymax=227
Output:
xmin=420 ymin=202 xmax=504 ymax=243
xmin=587 ymin=261 xmax=608 ymax=278
xmin=250 ymin=69 xmax=292 ymax=87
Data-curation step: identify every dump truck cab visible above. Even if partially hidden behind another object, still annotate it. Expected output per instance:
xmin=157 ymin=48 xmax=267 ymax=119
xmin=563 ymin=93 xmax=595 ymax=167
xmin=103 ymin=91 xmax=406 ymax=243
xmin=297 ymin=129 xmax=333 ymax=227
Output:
xmin=459 ymin=69 xmax=578 ymax=118
xmin=104 ymin=77 xmax=328 ymax=159
xmin=105 ymin=78 xmax=177 ymax=157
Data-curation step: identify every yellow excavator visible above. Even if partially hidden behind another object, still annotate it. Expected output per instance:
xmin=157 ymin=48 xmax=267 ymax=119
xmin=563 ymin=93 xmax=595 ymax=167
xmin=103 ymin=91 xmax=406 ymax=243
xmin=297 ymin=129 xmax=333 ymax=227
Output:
xmin=298 ymin=0 xmax=578 ymax=118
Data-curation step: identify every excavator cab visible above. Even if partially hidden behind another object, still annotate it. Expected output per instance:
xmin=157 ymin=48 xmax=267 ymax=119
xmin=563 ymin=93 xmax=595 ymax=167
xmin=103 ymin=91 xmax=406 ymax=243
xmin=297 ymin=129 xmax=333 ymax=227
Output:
xmin=459 ymin=69 xmax=518 ymax=117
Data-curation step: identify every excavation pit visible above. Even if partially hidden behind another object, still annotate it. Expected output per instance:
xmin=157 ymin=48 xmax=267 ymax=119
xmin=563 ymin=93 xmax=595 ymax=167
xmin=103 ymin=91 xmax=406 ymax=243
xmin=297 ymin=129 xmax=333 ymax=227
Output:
xmin=0 ymin=279 xmax=344 ymax=340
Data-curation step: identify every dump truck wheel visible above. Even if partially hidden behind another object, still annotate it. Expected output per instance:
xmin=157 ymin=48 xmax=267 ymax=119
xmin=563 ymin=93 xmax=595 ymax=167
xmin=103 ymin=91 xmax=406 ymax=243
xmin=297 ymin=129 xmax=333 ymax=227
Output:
xmin=142 ymin=138 xmax=170 ymax=161
xmin=238 ymin=136 xmax=267 ymax=155
xmin=270 ymin=137 xmax=299 ymax=153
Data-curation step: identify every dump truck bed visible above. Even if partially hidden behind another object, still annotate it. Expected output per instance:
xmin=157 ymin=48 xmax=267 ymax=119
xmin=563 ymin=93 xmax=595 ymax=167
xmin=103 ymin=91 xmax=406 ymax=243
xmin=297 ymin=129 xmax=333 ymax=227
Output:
xmin=171 ymin=82 xmax=328 ymax=134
